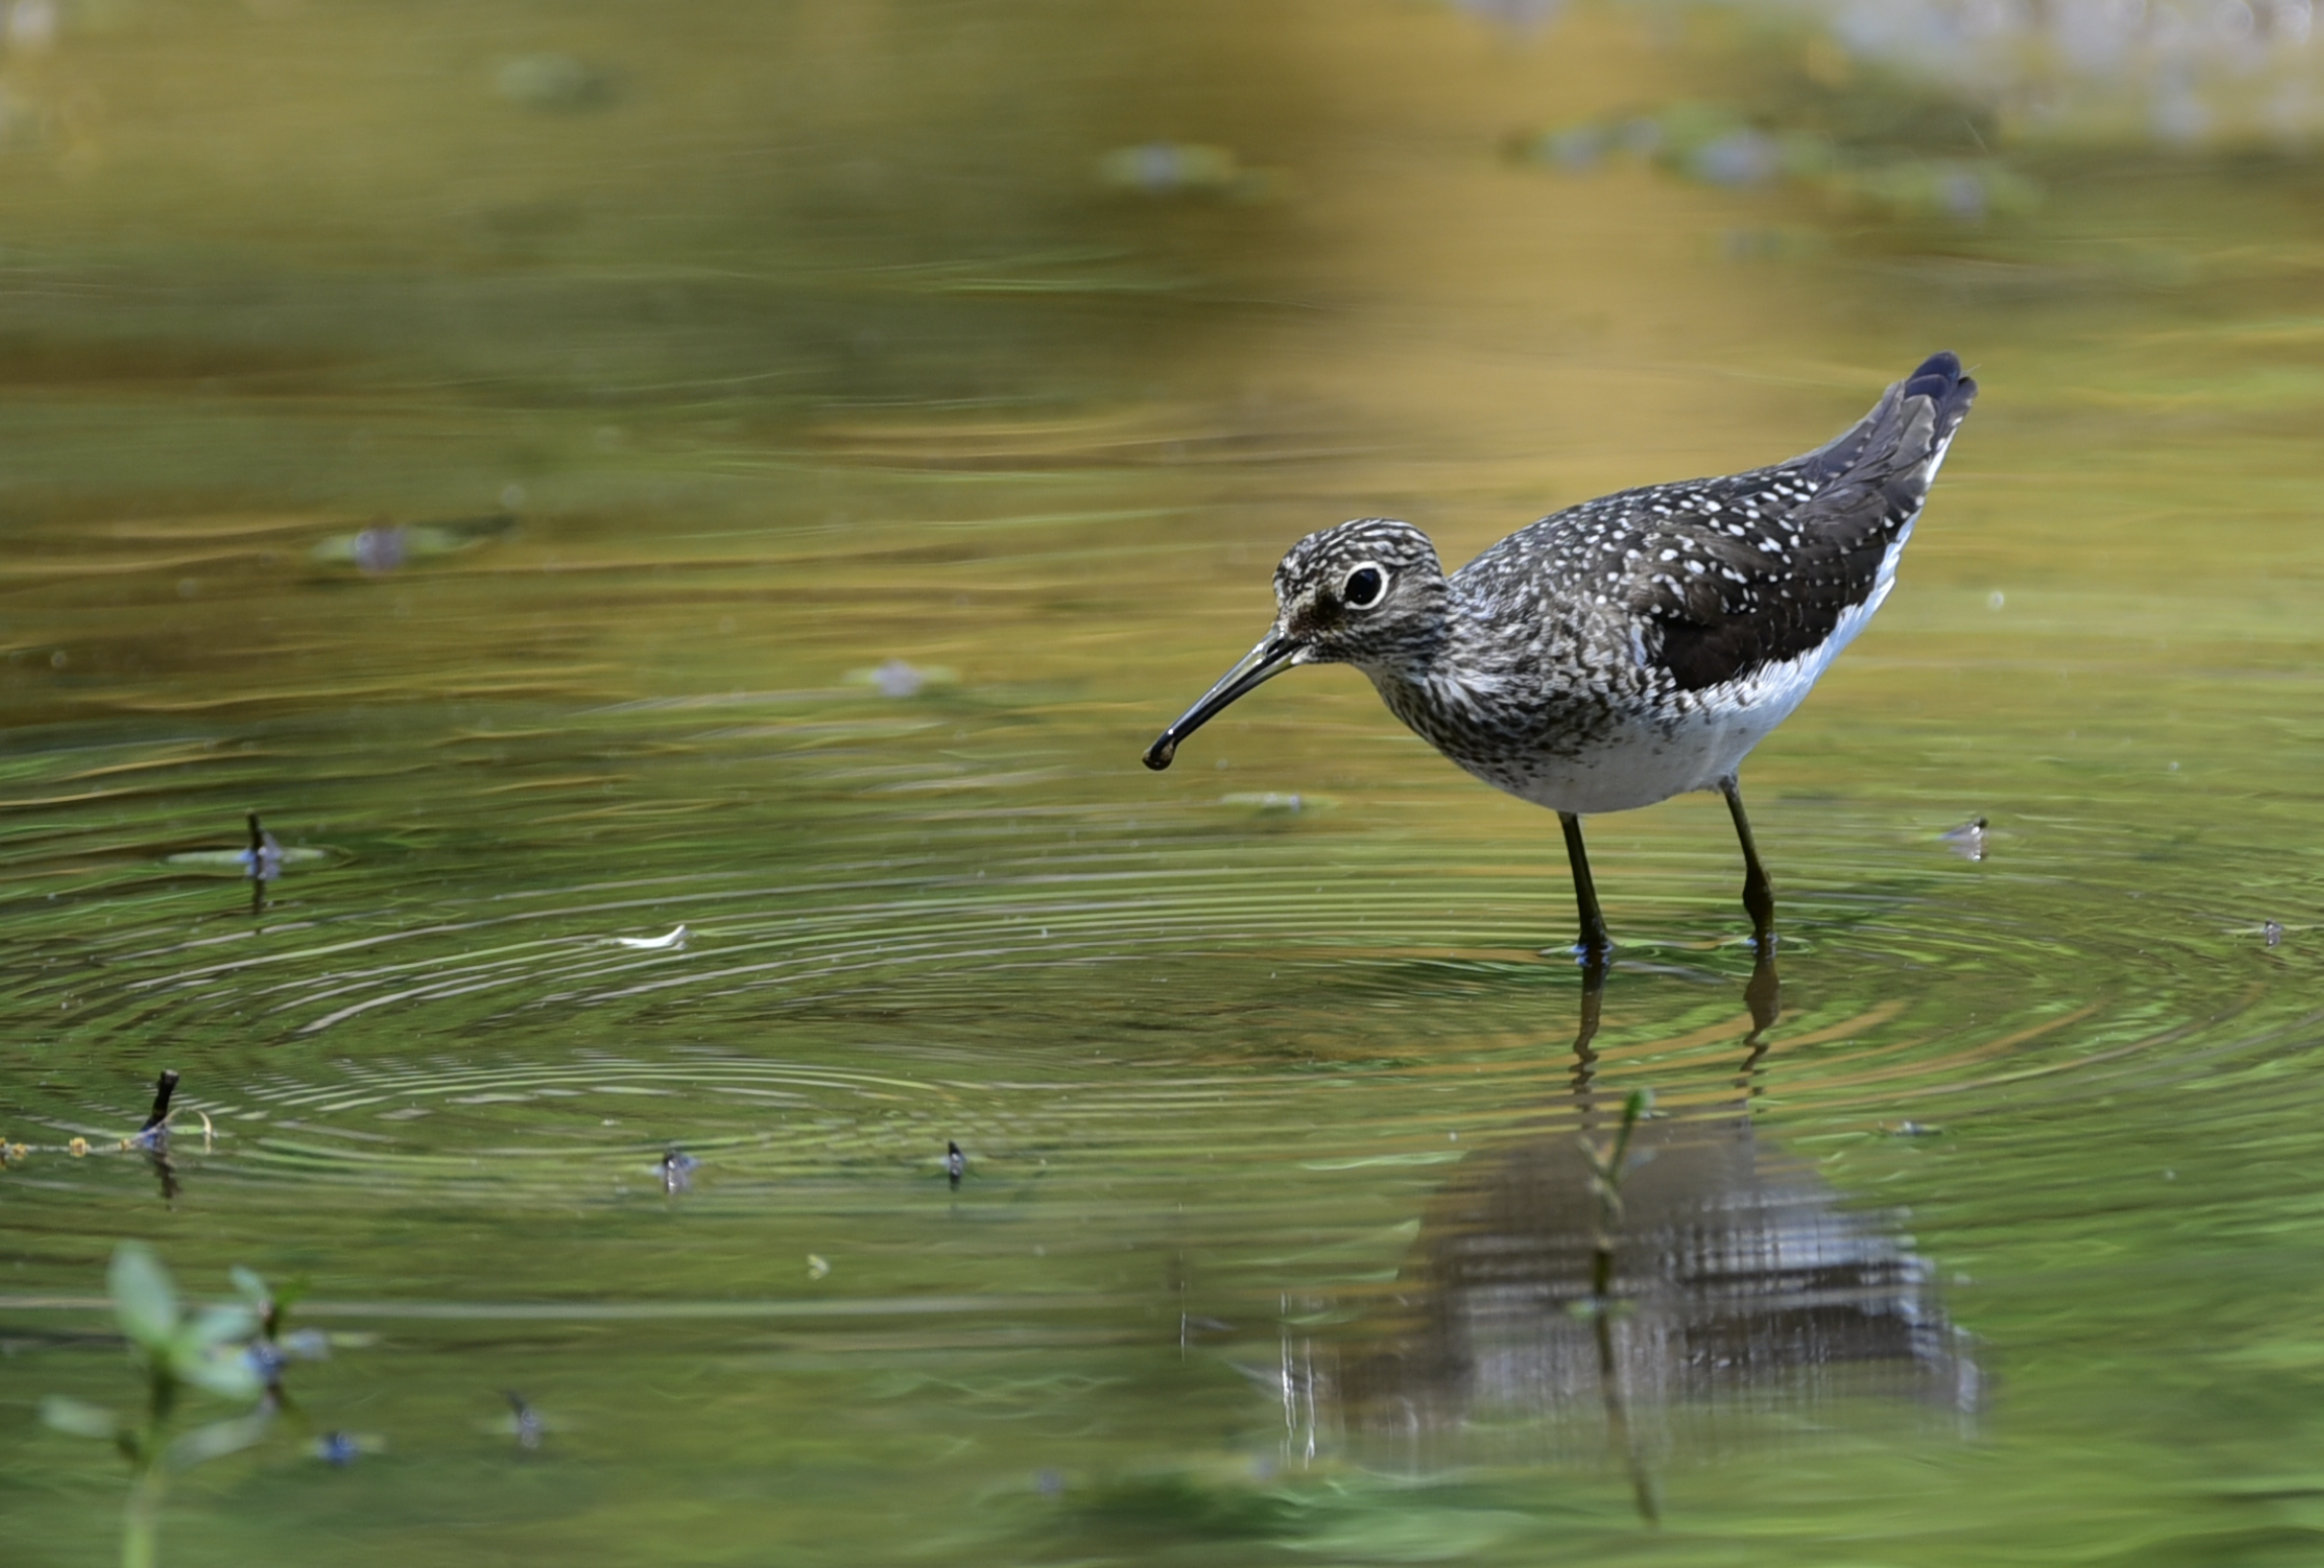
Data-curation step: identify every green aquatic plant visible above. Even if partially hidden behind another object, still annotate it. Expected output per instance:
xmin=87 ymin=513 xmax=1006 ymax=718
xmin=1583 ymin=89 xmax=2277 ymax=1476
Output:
xmin=40 ymin=1244 xmax=274 ymax=1568
xmin=1574 ymin=1088 xmax=1659 ymax=1527
xmin=230 ymin=1265 xmax=333 ymax=1406
xmin=1576 ymin=1087 xmax=1653 ymax=1306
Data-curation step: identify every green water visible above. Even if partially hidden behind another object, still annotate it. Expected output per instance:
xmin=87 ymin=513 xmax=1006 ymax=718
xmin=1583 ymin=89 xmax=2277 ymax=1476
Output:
xmin=6 ymin=2 xmax=2324 ymax=1563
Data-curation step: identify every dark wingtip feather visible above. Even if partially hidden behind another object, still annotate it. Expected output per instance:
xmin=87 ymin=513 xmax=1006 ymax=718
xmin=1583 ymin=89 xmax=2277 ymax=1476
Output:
xmin=1797 ymin=351 xmax=1976 ymax=482
xmin=1903 ymin=351 xmax=1961 ymax=400
xmin=1902 ymin=350 xmax=1977 ymax=444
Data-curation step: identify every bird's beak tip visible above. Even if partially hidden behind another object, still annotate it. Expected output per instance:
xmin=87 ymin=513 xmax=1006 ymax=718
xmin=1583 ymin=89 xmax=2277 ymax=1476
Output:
xmin=1140 ymin=632 xmax=1301 ymax=775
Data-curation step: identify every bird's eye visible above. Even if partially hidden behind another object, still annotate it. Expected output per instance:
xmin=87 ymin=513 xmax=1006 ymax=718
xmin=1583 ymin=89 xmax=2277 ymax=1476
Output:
xmin=1343 ymin=564 xmax=1387 ymax=608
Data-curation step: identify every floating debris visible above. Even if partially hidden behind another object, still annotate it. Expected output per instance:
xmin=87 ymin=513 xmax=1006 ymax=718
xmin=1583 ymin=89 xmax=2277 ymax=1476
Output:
xmin=1097 ymin=142 xmax=1278 ymax=201
xmin=1528 ymin=122 xmax=1608 ymax=171
xmin=874 ymin=659 xmax=925 ymax=698
xmin=1940 ymin=815 xmax=1989 ymax=862
xmin=310 ymin=513 xmax=516 ymax=573
xmin=1690 ymin=126 xmax=1803 ymax=188
xmin=847 ymin=658 xmax=957 ymax=699
xmin=946 ymin=1140 xmax=966 ymax=1188
xmin=68 ymin=1136 xmax=89 ymax=1157
xmin=1832 ymin=159 xmax=2041 ymax=224
xmin=1885 ymin=1120 xmax=1945 ymax=1138
xmin=315 ymin=1431 xmax=363 ymax=1467
xmin=240 ymin=813 xmax=286 ymax=915
xmin=612 ymin=924 xmax=689 ymax=952
xmin=659 ymin=1147 xmax=698 ymax=1195
xmin=2264 ymin=920 xmax=2285 ymax=948
xmin=806 ymin=1254 xmax=831 ymax=1280
xmin=241 ymin=814 xmax=283 ymax=884
xmin=504 ymin=1391 xmax=544 ymax=1452
xmin=352 ymin=526 xmax=407 ymax=574
xmin=1515 ymin=104 xmax=1827 ymax=185
xmin=495 ymin=54 xmax=613 ymax=112
xmin=164 ymin=824 xmax=334 ymax=880
xmin=132 ymin=1069 xmax=180 ymax=1152
xmin=1511 ymin=104 xmax=2036 ymax=223
xmin=1221 ymin=791 xmax=1333 ymax=816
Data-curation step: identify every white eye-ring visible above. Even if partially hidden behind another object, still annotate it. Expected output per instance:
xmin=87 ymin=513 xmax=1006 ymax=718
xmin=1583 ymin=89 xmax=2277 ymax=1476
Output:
xmin=1343 ymin=561 xmax=1388 ymax=609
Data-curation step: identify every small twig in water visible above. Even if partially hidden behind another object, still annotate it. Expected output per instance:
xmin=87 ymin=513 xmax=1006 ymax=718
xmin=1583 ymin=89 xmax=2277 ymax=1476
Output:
xmin=132 ymin=1071 xmax=180 ymax=1150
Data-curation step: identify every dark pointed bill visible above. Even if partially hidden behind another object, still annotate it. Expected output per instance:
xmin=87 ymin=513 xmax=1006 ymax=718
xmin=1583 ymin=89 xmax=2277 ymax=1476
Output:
xmin=1142 ymin=634 xmax=1304 ymax=770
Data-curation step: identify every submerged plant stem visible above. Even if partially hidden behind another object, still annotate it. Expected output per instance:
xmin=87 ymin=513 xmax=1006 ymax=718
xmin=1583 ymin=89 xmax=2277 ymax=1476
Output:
xmin=1591 ymin=1309 xmax=1660 ymax=1528
xmin=122 ymin=1363 xmax=175 ymax=1568
xmin=122 ymin=1466 xmax=165 ymax=1568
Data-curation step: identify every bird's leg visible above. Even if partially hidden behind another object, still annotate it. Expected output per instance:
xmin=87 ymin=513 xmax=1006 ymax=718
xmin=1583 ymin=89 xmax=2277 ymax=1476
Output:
xmin=1718 ymin=774 xmax=1777 ymax=950
xmin=1738 ymin=939 xmax=1780 ymax=1086
xmin=1559 ymin=811 xmax=1613 ymax=963
xmin=1569 ymin=946 xmax=1608 ymax=1097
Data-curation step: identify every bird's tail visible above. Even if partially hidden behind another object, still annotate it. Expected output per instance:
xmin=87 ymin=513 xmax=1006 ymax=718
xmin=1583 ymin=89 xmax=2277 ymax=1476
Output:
xmin=1803 ymin=350 xmax=1978 ymax=523
xmin=1897 ymin=349 xmax=1977 ymax=472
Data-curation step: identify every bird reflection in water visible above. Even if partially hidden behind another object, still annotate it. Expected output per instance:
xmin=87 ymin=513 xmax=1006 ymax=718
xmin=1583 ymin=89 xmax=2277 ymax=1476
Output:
xmin=1299 ymin=948 xmax=1976 ymax=1519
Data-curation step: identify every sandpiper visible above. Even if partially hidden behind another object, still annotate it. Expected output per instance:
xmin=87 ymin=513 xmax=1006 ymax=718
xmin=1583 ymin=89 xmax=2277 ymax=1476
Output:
xmin=1144 ymin=351 xmax=1977 ymax=959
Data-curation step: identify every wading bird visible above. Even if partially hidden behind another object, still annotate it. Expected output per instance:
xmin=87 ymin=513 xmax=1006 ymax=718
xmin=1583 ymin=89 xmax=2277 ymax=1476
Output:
xmin=1144 ymin=353 xmax=1977 ymax=959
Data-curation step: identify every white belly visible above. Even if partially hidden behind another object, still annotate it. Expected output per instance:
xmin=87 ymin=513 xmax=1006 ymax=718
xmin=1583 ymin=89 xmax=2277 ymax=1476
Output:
xmin=1484 ymin=695 xmax=1798 ymax=814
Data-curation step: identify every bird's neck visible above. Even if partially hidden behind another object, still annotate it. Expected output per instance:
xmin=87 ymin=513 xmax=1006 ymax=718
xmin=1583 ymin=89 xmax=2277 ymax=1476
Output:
xmin=1362 ymin=638 xmax=1506 ymax=736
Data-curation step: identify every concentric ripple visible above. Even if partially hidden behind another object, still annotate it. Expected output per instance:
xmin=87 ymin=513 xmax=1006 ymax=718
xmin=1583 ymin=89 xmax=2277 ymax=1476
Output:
xmin=5 ymin=792 xmax=2311 ymax=1227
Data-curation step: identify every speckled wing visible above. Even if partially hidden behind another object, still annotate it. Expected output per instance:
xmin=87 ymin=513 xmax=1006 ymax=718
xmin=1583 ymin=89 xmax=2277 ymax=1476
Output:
xmin=1610 ymin=352 xmax=1977 ymax=693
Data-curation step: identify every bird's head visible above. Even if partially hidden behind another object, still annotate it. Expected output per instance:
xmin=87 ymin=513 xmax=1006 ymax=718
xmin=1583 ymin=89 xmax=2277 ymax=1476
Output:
xmin=1269 ymin=518 xmax=1449 ymax=667
xmin=1143 ymin=518 xmax=1449 ymax=769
